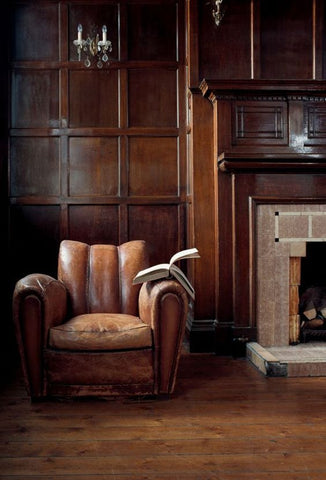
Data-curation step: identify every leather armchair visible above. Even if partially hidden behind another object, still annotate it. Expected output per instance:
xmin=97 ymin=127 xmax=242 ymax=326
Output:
xmin=13 ymin=240 xmax=189 ymax=400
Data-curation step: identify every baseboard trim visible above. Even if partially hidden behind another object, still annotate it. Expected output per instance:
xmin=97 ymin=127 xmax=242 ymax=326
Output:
xmin=187 ymin=318 xmax=217 ymax=353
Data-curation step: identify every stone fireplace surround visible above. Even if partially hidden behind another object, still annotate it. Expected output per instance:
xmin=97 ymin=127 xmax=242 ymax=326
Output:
xmin=247 ymin=203 xmax=326 ymax=377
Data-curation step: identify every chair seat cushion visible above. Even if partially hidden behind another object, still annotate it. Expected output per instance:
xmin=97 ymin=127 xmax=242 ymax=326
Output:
xmin=49 ymin=313 xmax=152 ymax=351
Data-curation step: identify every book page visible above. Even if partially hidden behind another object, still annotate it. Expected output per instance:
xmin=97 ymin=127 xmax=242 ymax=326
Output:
xmin=170 ymin=264 xmax=195 ymax=299
xmin=169 ymin=248 xmax=200 ymax=267
xmin=132 ymin=263 xmax=170 ymax=284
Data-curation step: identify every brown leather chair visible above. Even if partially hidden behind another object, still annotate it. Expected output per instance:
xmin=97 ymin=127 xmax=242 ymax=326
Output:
xmin=13 ymin=240 xmax=189 ymax=400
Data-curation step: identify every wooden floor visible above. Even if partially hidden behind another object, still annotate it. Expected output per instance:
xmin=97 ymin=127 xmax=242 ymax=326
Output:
xmin=2 ymin=352 xmax=326 ymax=479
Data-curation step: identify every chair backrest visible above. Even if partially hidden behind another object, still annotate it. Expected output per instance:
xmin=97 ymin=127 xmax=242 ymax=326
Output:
xmin=58 ymin=240 xmax=149 ymax=317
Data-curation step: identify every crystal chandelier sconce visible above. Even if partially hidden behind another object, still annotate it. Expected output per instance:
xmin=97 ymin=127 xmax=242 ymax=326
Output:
xmin=73 ymin=24 xmax=112 ymax=68
xmin=212 ymin=0 xmax=224 ymax=27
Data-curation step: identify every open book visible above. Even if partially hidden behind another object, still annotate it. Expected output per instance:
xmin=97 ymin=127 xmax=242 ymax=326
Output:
xmin=132 ymin=248 xmax=200 ymax=300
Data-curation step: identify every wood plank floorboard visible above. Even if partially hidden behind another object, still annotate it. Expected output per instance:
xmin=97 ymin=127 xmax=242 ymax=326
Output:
xmin=1 ymin=353 xmax=326 ymax=479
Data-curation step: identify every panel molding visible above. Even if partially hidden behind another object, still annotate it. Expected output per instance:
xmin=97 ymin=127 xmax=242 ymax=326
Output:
xmin=233 ymin=102 xmax=287 ymax=146
xmin=305 ymin=104 xmax=326 ymax=144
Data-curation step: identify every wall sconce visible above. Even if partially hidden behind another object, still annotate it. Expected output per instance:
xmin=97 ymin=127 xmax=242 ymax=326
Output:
xmin=212 ymin=0 xmax=224 ymax=27
xmin=73 ymin=24 xmax=112 ymax=68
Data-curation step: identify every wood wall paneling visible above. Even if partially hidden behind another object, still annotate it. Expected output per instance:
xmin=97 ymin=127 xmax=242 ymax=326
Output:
xmin=186 ymin=92 xmax=217 ymax=351
xmin=203 ymin=86 xmax=326 ymax=351
xmin=304 ymin=103 xmax=326 ymax=145
xmin=198 ymin=0 xmax=252 ymax=81
xmin=13 ymin=3 xmax=59 ymax=61
xmin=68 ymin=205 xmax=120 ymax=245
xmin=11 ymin=71 xmax=59 ymax=129
xmin=10 ymin=137 xmax=60 ymax=196
xmin=192 ymin=0 xmax=326 ymax=85
xmin=69 ymin=70 xmax=119 ymax=128
xmin=128 ymin=69 xmax=178 ymax=127
xmin=260 ymin=0 xmax=313 ymax=79
xmin=184 ymin=0 xmax=326 ymax=352
xmin=128 ymin=205 xmax=183 ymax=266
xmin=8 ymin=0 xmax=187 ymax=345
xmin=69 ymin=137 xmax=119 ymax=196
xmin=69 ymin=4 xmax=119 ymax=63
xmin=232 ymin=101 xmax=288 ymax=146
xmin=127 ymin=3 xmax=177 ymax=61
xmin=128 ymin=137 xmax=178 ymax=196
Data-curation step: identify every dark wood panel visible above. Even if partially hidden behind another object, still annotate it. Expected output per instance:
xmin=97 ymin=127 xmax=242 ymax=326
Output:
xmin=323 ymin=1 xmax=326 ymax=78
xmin=68 ymin=205 xmax=119 ymax=245
xmin=128 ymin=69 xmax=177 ymax=127
xmin=7 ymin=0 xmax=188 ymax=353
xmin=69 ymin=4 xmax=119 ymax=63
xmin=218 ymin=172 xmax=326 ymax=334
xmin=232 ymin=174 xmax=256 ymax=328
xmin=233 ymin=101 xmax=288 ymax=146
xmin=10 ymin=137 xmax=60 ymax=196
xmin=9 ymin=205 xmax=61 ymax=281
xmin=128 ymin=204 xmax=181 ymax=266
xmin=192 ymin=0 xmax=322 ymax=84
xmin=69 ymin=137 xmax=119 ymax=196
xmin=11 ymin=70 xmax=59 ymax=128
xmin=127 ymin=3 xmax=177 ymax=61
xmin=13 ymin=3 xmax=59 ymax=61
xmin=69 ymin=70 xmax=119 ymax=127
xmin=198 ymin=0 xmax=251 ymax=80
xmin=202 ymin=81 xmax=326 ymax=157
xmin=304 ymin=103 xmax=326 ymax=145
xmin=216 ymin=170 xmax=233 ymax=323
xmin=189 ymin=93 xmax=216 ymax=319
xmin=260 ymin=0 xmax=313 ymax=79
xmin=128 ymin=137 xmax=178 ymax=196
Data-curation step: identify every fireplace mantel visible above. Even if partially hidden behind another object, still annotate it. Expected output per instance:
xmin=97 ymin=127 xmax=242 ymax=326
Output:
xmin=197 ymin=77 xmax=326 ymax=353
xmin=218 ymin=153 xmax=326 ymax=173
xmin=200 ymin=78 xmax=326 ymax=169
xmin=199 ymin=79 xmax=326 ymax=101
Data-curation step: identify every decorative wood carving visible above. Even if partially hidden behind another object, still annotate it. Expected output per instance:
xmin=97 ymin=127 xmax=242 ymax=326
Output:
xmin=233 ymin=102 xmax=287 ymax=146
xmin=305 ymin=104 xmax=326 ymax=144
xmin=200 ymin=79 xmax=326 ymax=171
xmin=218 ymin=153 xmax=326 ymax=173
xmin=200 ymin=77 xmax=326 ymax=352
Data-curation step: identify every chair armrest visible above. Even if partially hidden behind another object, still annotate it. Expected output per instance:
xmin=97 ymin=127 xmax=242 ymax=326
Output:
xmin=139 ymin=279 xmax=189 ymax=395
xmin=13 ymin=273 xmax=67 ymax=398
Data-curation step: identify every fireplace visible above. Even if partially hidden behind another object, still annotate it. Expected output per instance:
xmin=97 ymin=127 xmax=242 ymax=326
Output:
xmin=247 ymin=204 xmax=326 ymax=376
xmin=256 ymin=204 xmax=326 ymax=347
xmin=199 ymin=79 xmax=326 ymax=367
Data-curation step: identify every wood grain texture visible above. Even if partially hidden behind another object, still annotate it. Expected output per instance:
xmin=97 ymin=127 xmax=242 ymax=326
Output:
xmin=1 ymin=353 xmax=326 ymax=478
xmin=8 ymin=0 xmax=187 ymax=300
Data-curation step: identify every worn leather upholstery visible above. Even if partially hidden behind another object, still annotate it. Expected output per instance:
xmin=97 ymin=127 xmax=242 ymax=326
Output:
xmin=13 ymin=240 xmax=189 ymax=400
xmin=48 ymin=313 xmax=152 ymax=351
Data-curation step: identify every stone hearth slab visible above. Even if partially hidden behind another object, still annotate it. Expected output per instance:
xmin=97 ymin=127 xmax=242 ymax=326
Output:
xmin=247 ymin=341 xmax=326 ymax=377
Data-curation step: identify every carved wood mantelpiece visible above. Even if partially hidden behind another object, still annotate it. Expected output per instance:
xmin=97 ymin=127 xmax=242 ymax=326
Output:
xmin=200 ymin=79 xmax=326 ymax=170
xmin=199 ymin=79 xmax=326 ymax=101
xmin=196 ymin=78 xmax=326 ymax=352
xmin=218 ymin=153 xmax=326 ymax=173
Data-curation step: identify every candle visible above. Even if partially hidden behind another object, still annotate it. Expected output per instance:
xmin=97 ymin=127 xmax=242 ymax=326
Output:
xmin=78 ymin=24 xmax=82 ymax=42
xmin=102 ymin=25 xmax=107 ymax=43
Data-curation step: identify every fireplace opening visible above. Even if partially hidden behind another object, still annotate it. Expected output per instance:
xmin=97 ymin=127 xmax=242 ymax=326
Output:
xmin=299 ymin=242 xmax=326 ymax=342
